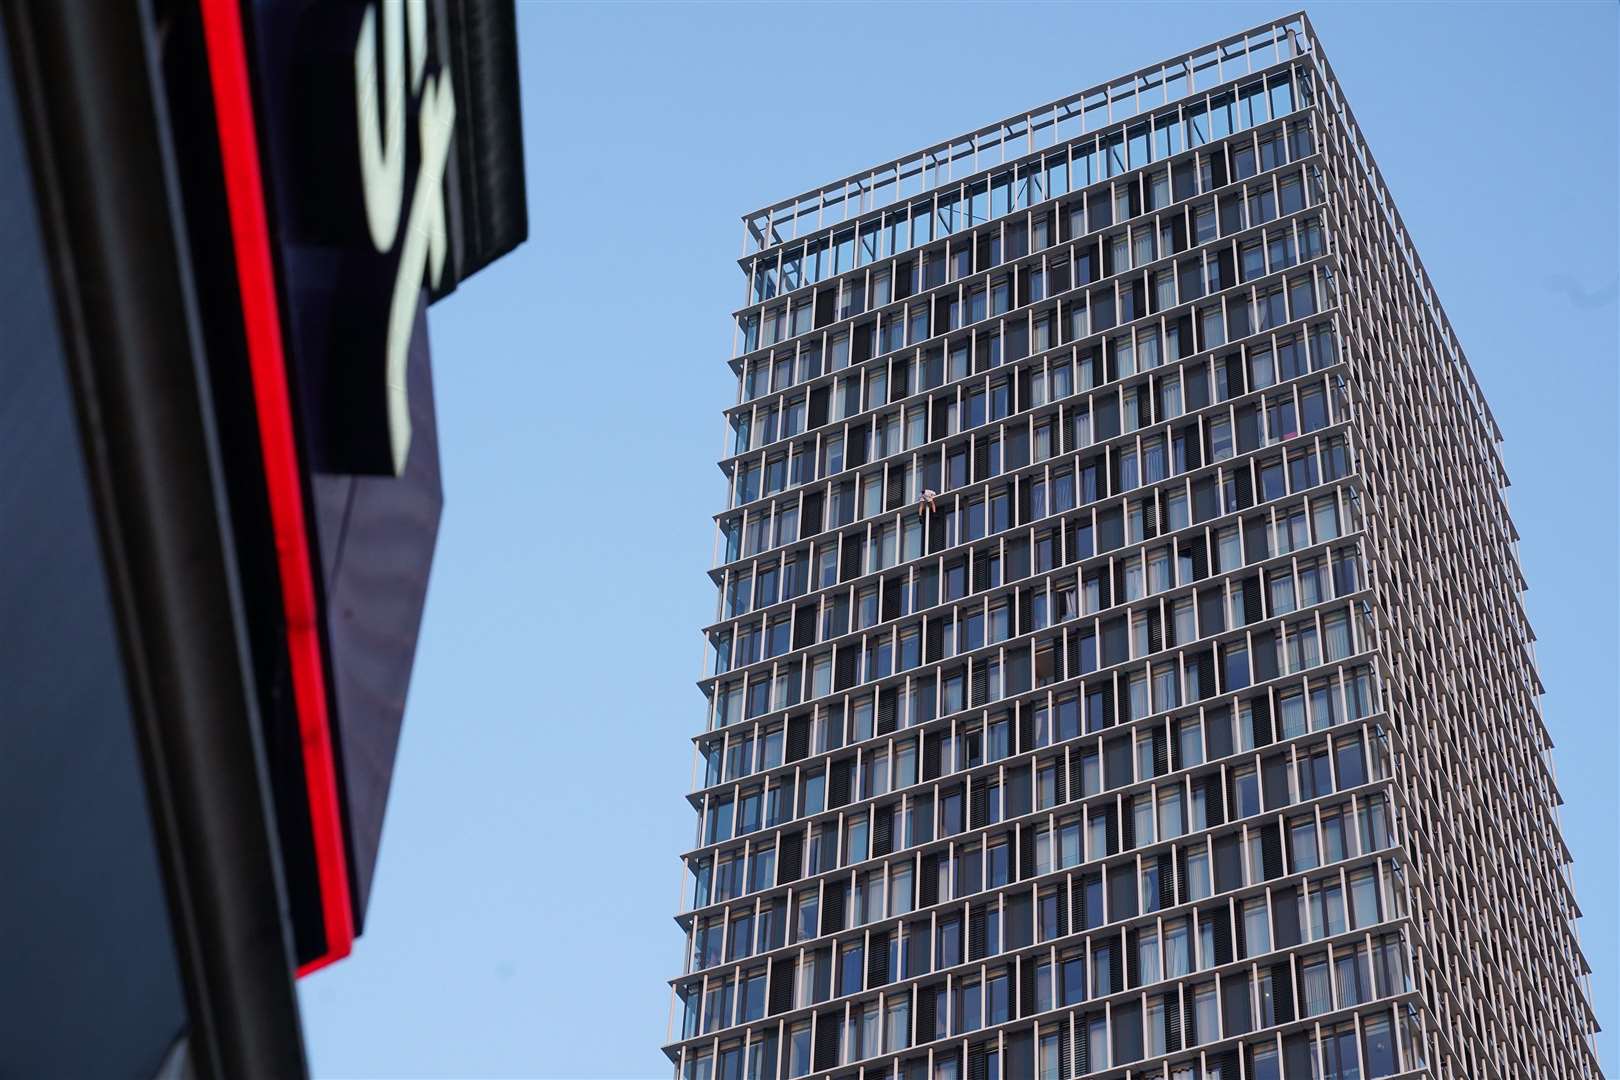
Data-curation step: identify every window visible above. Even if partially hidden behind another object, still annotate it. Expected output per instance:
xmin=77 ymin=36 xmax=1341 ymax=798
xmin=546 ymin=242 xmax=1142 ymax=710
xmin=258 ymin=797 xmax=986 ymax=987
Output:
xmin=1060 ymin=817 xmax=1083 ymax=867
xmin=1270 ymin=229 xmax=1297 ymax=272
xmin=1349 ymin=867 xmax=1381 ymax=928
xmin=1058 ymin=948 xmax=1086 ymax=1006
xmin=1248 ymin=185 xmax=1277 ymax=225
xmin=1140 ymin=857 xmax=1161 ymax=911
xmin=1081 ymin=746 xmax=1102 ymax=794
xmin=1319 ymin=1024 xmax=1361 ymax=1080
xmin=1324 ymin=611 xmax=1352 ymax=661
xmin=1363 ymin=1014 xmax=1399 ymax=1077
xmin=955 ymin=978 xmax=982 ymax=1033
xmin=1299 ymin=557 xmax=1325 ymax=606
xmin=1185 ymin=844 xmax=1212 ymax=901
xmin=1280 ymin=174 xmax=1305 ymax=215
xmin=1233 ymin=765 xmax=1260 ymax=817
xmin=1372 ymin=935 xmax=1406 ymax=998
xmin=1297 ymin=747 xmax=1332 ymax=800
xmin=1038 ymin=1029 xmax=1062 ymax=1080
xmin=888 ymin=862 xmax=914 ymax=917
xmin=1257 ymin=969 xmax=1280 ymax=1027
xmin=1250 ymin=1044 xmax=1281 ymax=1080
xmin=839 ymin=939 xmax=864 ymax=996
xmin=787 ymin=1021 xmax=812 ymax=1077
xmin=1146 ymin=996 xmax=1168 ymax=1057
xmin=1119 ymin=446 xmax=1139 ymax=490
xmin=795 ymin=892 xmax=818 ymax=942
xmin=1301 ymin=955 xmax=1332 ymax=1015
xmin=1165 ymin=918 xmax=1191 ymax=977
xmin=1273 ymin=689 xmax=1304 ymax=739
xmin=1243 ymin=896 xmax=1271 ymax=957
xmin=1224 ymin=643 xmax=1250 ymax=691
xmin=1217 ymin=526 xmax=1242 ymax=570
xmin=1337 ymin=733 xmax=1368 ymax=789
xmin=844 ymin=816 xmax=869 ymax=864
xmin=1153 ymin=268 xmax=1177 ymax=310
xmin=987 ymin=969 xmax=1011 ymax=1024
xmin=1129 ymin=672 xmax=1150 ymax=720
xmin=1291 ymin=816 xmax=1319 ymax=870
xmin=877 ymin=995 xmax=909 ymax=1054
xmin=1335 ymin=944 xmax=1371 ymax=1007
xmin=1192 ymin=990 xmax=1218 ymax=1049
xmin=1159 ymin=787 xmax=1185 ymax=839
xmin=1320 ymin=807 xmax=1347 ymax=863
xmin=1173 ymin=597 xmax=1196 ymax=644
xmin=1194 ymin=203 xmax=1216 ymax=242
xmin=1310 ymin=879 xmax=1348 ymax=940
xmin=1088 ymin=1013 xmax=1110 ymax=1070
xmin=1201 ymin=305 xmax=1225 ymax=349
xmin=1258 ymin=286 xmax=1286 ymax=330
xmin=937 ymin=914 xmax=962 ymax=968
xmin=1153 ymin=663 xmax=1180 ymax=712
xmin=1091 ymin=942 xmax=1114 ymax=998
xmin=1123 ymin=557 xmax=1145 ymax=600
xmin=1286 ymin=622 xmax=1319 ymax=672
xmin=988 ymin=837 xmax=1012 ymax=887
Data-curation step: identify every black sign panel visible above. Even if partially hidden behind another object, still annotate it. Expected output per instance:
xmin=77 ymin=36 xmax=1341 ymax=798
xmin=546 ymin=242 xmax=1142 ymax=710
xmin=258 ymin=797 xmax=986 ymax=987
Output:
xmin=259 ymin=0 xmax=461 ymax=477
xmin=234 ymin=0 xmax=525 ymax=953
xmin=252 ymin=0 xmax=525 ymax=479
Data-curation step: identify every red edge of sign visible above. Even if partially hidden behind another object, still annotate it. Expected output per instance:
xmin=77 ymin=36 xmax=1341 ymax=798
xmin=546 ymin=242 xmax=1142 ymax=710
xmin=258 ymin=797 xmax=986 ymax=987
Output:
xmin=198 ymin=0 xmax=354 ymax=977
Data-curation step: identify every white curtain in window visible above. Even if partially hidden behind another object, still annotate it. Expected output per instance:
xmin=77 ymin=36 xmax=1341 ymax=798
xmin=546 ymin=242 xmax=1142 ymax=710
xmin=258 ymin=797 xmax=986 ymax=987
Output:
xmin=1324 ymin=613 xmax=1352 ymax=661
xmin=1271 ymin=574 xmax=1296 ymax=614
xmin=1302 ymin=958 xmax=1333 ymax=1015
xmin=1164 ymin=924 xmax=1191 ymax=976
xmin=1335 ymin=951 xmax=1368 ymax=1007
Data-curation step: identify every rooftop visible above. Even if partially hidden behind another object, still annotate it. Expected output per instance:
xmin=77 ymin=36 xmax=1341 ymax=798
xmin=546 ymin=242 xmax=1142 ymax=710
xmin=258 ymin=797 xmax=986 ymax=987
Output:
xmin=742 ymin=11 xmax=1313 ymax=254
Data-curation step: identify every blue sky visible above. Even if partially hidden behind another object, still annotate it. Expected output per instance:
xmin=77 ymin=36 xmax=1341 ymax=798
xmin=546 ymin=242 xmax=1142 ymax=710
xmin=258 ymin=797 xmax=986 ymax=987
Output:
xmin=298 ymin=3 xmax=1619 ymax=1076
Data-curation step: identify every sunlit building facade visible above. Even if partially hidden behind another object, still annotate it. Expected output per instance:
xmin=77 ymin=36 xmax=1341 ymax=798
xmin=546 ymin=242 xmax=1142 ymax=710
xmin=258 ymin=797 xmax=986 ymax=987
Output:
xmin=667 ymin=13 xmax=1601 ymax=1080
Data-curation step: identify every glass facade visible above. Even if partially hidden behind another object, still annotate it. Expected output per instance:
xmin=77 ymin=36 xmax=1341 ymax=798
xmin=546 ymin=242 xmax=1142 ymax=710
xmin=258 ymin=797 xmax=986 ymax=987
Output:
xmin=669 ymin=14 xmax=1601 ymax=1080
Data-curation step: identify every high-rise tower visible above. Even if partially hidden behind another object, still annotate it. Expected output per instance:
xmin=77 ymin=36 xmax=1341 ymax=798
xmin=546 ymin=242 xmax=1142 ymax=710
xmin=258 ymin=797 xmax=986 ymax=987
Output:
xmin=668 ymin=13 xmax=1601 ymax=1080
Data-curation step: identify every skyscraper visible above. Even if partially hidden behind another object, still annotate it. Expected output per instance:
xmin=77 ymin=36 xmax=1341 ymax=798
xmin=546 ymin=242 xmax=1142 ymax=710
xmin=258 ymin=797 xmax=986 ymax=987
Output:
xmin=669 ymin=12 xmax=1601 ymax=1080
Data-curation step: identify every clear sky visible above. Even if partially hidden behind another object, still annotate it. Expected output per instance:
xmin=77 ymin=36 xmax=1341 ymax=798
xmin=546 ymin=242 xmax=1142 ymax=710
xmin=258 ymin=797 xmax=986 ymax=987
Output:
xmin=298 ymin=3 xmax=1619 ymax=1076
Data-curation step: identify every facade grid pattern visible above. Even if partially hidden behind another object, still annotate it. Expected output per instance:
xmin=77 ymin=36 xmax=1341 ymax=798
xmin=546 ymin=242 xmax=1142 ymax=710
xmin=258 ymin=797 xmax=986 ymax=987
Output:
xmin=667 ymin=13 xmax=1602 ymax=1080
